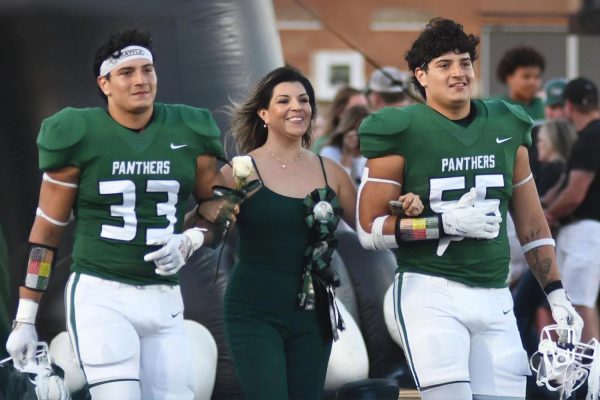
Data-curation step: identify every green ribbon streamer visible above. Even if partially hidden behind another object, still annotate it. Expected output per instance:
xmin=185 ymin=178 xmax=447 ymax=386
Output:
xmin=298 ymin=187 xmax=342 ymax=310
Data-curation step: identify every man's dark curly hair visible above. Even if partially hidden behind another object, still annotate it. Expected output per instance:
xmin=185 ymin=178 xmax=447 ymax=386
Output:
xmin=405 ymin=18 xmax=479 ymax=99
xmin=93 ymin=28 xmax=154 ymax=102
xmin=496 ymin=46 xmax=545 ymax=84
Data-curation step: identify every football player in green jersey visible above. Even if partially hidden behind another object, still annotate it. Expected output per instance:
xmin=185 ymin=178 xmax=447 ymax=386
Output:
xmin=5 ymin=29 xmax=234 ymax=399
xmin=357 ymin=18 xmax=582 ymax=399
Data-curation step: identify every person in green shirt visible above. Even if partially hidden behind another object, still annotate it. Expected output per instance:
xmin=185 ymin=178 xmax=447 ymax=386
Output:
xmin=5 ymin=28 xmax=235 ymax=399
xmin=357 ymin=18 xmax=582 ymax=399
xmin=496 ymin=46 xmax=546 ymax=121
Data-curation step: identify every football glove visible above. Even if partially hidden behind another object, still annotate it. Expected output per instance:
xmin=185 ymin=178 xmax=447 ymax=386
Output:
xmin=441 ymin=188 xmax=501 ymax=239
xmin=6 ymin=322 xmax=38 ymax=369
xmin=144 ymin=228 xmax=205 ymax=276
xmin=547 ymin=288 xmax=584 ymax=344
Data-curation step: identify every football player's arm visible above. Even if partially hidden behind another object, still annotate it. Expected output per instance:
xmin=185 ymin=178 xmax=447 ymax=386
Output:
xmin=545 ymin=169 xmax=595 ymax=225
xmin=190 ymin=155 xmax=238 ymax=245
xmin=7 ymin=167 xmax=78 ymax=366
xmin=357 ymin=156 xmax=405 ymax=249
xmin=510 ymin=146 xmax=583 ymax=337
xmin=357 ymin=156 xmax=500 ymax=250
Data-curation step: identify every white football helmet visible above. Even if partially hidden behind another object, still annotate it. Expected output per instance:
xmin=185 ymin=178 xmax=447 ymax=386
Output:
xmin=0 ymin=341 xmax=70 ymax=400
xmin=530 ymin=324 xmax=600 ymax=400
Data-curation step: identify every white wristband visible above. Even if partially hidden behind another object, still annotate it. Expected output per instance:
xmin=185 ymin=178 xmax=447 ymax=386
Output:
xmin=183 ymin=228 xmax=206 ymax=253
xmin=15 ymin=299 xmax=39 ymax=324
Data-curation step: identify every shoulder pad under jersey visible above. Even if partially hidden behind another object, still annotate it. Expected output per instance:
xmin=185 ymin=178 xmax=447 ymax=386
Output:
xmin=175 ymin=105 xmax=221 ymax=139
xmin=359 ymin=106 xmax=412 ymax=159
xmin=499 ymin=100 xmax=534 ymax=126
xmin=166 ymin=104 xmax=224 ymax=158
xmin=37 ymin=108 xmax=86 ymax=151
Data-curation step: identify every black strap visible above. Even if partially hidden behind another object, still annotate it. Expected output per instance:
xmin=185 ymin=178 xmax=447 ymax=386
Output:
xmin=317 ymin=155 xmax=329 ymax=187
xmin=251 ymin=156 xmax=263 ymax=182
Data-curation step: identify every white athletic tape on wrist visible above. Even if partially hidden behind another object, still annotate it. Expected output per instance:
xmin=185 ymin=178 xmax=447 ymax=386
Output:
xmin=521 ymin=237 xmax=555 ymax=253
xmin=513 ymin=173 xmax=533 ymax=189
xmin=183 ymin=228 xmax=206 ymax=253
xmin=42 ymin=173 xmax=78 ymax=188
xmin=99 ymin=45 xmax=153 ymax=77
xmin=15 ymin=299 xmax=38 ymax=324
xmin=36 ymin=208 xmax=69 ymax=227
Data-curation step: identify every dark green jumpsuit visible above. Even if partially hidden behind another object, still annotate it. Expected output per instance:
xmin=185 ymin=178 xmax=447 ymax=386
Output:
xmin=224 ymin=158 xmax=334 ymax=399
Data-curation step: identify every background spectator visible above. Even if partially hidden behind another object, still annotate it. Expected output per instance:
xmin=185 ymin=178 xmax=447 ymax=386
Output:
xmin=311 ymin=87 xmax=368 ymax=154
xmin=320 ymin=105 xmax=370 ymax=185
xmin=366 ymin=66 xmax=412 ymax=111
xmin=496 ymin=46 xmax=546 ymax=121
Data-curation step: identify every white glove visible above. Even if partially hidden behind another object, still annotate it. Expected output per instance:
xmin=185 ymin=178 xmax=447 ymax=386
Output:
xmin=441 ymin=188 xmax=501 ymax=239
xmin=547 ymin=288 xmax=584 ymax=344
xmin=144 ymin=228 xmax=205 ymax=276
xmin=6 ymin=322 xmax=38 ymax=370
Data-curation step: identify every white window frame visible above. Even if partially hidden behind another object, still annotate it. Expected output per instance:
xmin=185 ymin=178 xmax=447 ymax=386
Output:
xmin=312 ymin=50 xmax=365 ymax=101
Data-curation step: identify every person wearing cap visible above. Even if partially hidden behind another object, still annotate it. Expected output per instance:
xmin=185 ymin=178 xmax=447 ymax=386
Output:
xmin=545 ymin=77 xmax=600 ymax=342
xmin=4 ymin=28 xmax=235 ymax=398
xmin=366 ymin=66 xmax=412 ymax=111
xmin=544 ymin=78 xmax=567 ymax=120
xmin=496 ymin=46 xmax=546 ymax=121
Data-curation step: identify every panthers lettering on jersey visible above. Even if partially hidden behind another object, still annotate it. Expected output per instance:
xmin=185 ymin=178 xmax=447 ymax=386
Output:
xmin=359 ymin=100 xmax=532 ymax=288
xmin=36 ymin=104 xmax=224 ymax=285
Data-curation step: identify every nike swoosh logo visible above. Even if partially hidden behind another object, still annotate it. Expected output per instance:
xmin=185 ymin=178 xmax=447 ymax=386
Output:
xmin=170 ymin=143 xmax=187 ymax=149
xmin=502 ymin=309 xmax=511 ymax=315
xmin=171 ymin=311 xmax=182 ymax=318
xmin=496 ymin=137 xmax=512 ymax=144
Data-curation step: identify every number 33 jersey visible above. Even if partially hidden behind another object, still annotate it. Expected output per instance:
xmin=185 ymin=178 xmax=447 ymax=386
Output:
xmin=359 ymin=99 xmax=533 ymax=288
xmin=36 ymin=104 xmax=224 ymax=285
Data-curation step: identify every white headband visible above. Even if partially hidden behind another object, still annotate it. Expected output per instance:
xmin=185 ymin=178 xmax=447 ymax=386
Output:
xmin=99 ymin=45 xmax=153 ymax=77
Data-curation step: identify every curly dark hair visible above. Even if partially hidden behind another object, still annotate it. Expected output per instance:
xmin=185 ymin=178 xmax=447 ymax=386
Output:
xmin=229 ymin=66 xmax=317 ymax=154
xmin=496 ymin=46 xmax=545 ymax=84
xmin=92 ymin=28 xmax=154 ymax=102
xmin=405 ymin=18 xmax=479 ymax=99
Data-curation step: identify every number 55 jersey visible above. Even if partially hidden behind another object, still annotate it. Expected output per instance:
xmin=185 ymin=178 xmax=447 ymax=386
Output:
xmin=37 ymin=104 xmax=224 ymax=285
xmin=359 ymin=99 xmax=533 ymax=288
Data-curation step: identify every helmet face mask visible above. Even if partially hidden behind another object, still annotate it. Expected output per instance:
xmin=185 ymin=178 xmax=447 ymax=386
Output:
xmin=531 ymin=324 xmax=599 ymax=400
xmin=0 ymin=342 xmax=70 ymax=400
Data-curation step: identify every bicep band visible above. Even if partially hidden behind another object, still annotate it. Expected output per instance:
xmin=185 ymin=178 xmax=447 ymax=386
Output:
xmin=43 ymin=172 xmax=78 ymax=188
xmin=513 ymin=173 xmax=533 ymax=189
xmin=24 ymin=243 xmax=57 ymax=292
xmin=521 ymin=237 xmax=555 ymax=253
xmin=36 ymin=207 xmax=70 ymax=227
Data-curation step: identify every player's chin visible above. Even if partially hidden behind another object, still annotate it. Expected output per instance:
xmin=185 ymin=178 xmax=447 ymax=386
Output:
xmin=129 ymin=102 xmax=154 ymax=115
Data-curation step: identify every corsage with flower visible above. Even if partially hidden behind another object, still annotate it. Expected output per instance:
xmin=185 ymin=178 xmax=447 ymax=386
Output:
xmin=299 ymin=187 xmax=345 ymax=339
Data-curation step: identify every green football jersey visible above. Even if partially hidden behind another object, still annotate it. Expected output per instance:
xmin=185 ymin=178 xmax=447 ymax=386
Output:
xmin=359 ymin=100 xmax=532 ymax=288
xmin=37 ymin=103 xmax=224 ymax=285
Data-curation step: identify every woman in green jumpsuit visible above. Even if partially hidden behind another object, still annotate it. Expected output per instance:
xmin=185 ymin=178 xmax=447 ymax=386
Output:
xmin=220 ymin=67 xmax=357 ymax=399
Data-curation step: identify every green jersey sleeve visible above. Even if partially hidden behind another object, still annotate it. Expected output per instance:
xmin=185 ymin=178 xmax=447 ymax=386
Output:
xmin=359 ymin=106 xmax=410 ymax=159
xmin=37 ymin=107 xmax=86 ymax=171
xmin=497 ymin=100 xmax=534 ymax=147
xmin=174 ymin=105 xmax=225 ymax=159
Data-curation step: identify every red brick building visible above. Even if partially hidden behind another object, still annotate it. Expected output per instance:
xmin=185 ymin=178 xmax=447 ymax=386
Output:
xmin=273 ymin=0 xmax=591 ymax=100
